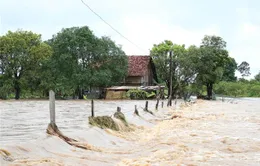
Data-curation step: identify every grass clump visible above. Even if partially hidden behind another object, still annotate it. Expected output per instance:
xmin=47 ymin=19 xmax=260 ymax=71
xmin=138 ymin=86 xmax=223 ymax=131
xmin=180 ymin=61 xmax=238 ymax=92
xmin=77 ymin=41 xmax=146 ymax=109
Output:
xmin=89 ymin=110 xmax=132 ymax=131
xmin=114 ymin=111 xmax=128 ymax=126
xmin=89 ymin=116 xmax=120 ymax=131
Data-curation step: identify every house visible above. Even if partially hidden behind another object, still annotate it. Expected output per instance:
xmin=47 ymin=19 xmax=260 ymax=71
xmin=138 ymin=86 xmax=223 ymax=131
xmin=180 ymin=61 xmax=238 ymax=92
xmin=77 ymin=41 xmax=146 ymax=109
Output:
xmin=105 ymin=55 xmax=162 ymax=99
xmin=124 ymin=55 xmax=158 ymax=86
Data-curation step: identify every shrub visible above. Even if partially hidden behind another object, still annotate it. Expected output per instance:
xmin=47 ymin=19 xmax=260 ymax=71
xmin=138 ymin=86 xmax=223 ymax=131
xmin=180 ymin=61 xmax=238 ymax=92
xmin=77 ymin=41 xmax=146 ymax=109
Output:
xmin=126 ymin=89 xmax=156 ymax=100
xmin=214 ymin=81 xmax=260 ymax=97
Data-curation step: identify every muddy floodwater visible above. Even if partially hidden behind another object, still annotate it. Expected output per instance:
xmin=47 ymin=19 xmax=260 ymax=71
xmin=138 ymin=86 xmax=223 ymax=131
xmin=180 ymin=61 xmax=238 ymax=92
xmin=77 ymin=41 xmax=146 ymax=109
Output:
xmin=0 ymin=98 xmax=260 ymax=166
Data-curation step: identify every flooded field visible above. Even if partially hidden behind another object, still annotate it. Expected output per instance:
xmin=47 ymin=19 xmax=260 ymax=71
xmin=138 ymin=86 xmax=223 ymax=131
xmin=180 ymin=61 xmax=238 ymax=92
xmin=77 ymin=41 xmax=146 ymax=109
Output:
xmin=0 ymin=98 xmax=260 ymax=165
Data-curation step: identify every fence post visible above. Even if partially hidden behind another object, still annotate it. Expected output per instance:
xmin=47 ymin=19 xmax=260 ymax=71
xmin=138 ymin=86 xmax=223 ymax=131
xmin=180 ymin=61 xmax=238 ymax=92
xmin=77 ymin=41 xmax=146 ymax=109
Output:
xmin=134 ymin=105 xmax=139 ymax=116
xmin=161 ymin=101 xmax=164 ymax=108
xmin=145 ymin=101 xmax=148 ymax=111
xmin=49 ymin=90 xmax=56 ymax=128
xmin=91 ymin=99 xmax=94 ymax=117
xmin=155 ymin=98 xmax=159 ymax=110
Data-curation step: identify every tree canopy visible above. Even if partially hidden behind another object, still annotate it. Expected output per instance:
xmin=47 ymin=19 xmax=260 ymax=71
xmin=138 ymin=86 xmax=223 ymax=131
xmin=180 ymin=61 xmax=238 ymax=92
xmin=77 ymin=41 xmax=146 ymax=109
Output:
xmin=0 ymin=26 xmax=127 ymax=99
xmin=48 ymin=26 xmax=128 ymax=99
xmin=254 ymin=71 xmax=260 ymax=82
xmin=238 ymin=61 xmax=251 ymax=77
xmin=196 ymin=35 xmax=231 ymax=99
xmin=150 ymin=41 xmax=199 ymax=98
xmin=0 ymin=30 xmax=52 ymax=99
xmin=0 ymin=27 xmax=254 ymax=100
xmin=150 ymin=35 xmax=238 ymax=99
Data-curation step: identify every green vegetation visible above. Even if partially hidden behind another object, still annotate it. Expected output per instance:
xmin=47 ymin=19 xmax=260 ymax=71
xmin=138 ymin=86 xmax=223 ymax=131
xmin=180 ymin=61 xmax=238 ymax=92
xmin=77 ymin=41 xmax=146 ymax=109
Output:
xmin=114 ymin=111 xmax=128 ymax=126
xmin=0 ymin=31 xmax=52 ymax=99
xmin=1 ymin=27 xmax=259 ymax=100
xmin=214 ymin=80 xmax=260 ymax=97
xmin=254 ymin=71 xmax=260 ymax=82
xmin=89 ymin=111 xmax=130 ymax=131
xmin=150 ymin=35 xmax=258 ymax=99
xmin=0 ymin=27 xmax=127 ymax=99
xmin=89 ymin=116 xmax=120 ymax=131
xmin=126 ymin=89 xmax=156 ymax=100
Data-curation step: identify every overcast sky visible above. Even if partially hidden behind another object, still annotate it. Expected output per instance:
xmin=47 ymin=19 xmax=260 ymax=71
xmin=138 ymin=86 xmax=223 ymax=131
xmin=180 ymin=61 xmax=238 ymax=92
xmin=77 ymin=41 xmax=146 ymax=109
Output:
xmin=0 ymin=0 xmax=259 ymax=78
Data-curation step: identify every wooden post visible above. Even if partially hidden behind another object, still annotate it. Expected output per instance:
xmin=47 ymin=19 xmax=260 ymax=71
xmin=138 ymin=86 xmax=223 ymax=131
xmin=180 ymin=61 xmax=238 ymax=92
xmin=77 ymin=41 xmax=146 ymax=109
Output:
xmin=167 ymin=51 xmax=173 ymax=107
xmin=162 ymin=101 xmax=164 ymax=108
xmin=155 ymin=98 xmax=159 ymax=110
xmin=134 ymin=105 xmax=139 ymax=116
xmin=49 ymin=90 xmax=55 ymax=128
xmin=91 ymin=99 xmax=94 ymax=117
xmin=159 ymin=85 xmax=164 ymax=99
xmin=145 ymin=101 xmax=148 ymax=111
xmin=155 ymin=86 xmax=160 ymax=110
xmin=117 ymin=106 xmax=121 ymax=112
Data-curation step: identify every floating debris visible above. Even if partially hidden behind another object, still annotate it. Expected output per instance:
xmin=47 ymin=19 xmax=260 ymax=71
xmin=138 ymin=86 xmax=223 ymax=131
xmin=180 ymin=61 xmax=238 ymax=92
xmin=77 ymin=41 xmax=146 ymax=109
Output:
xmin=47 ymin=123 xmax=100 ymax=151
xmin=0 ymin=148 xmax=14 ymax=162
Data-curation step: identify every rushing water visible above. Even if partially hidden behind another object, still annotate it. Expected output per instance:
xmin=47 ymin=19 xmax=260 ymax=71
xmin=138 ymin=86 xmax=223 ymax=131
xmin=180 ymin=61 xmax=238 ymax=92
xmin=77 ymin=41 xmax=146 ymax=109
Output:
xmin=0 ymin=100 xmax=168 ymax=144
xmin=0 ymin=98 xmax=260 ymax=166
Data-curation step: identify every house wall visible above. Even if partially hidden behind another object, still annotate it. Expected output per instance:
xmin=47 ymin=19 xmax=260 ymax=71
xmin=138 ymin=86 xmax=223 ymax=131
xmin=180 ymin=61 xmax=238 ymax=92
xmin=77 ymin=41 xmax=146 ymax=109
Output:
xmin=125 ymin=59 xmax=155 ymax=86
xmin=144 ymin=63 xmax=154 ymax=86
xmin=125 ymin=66 xmax=154 ymax=86
xmin=105 ymin=90 xmax=127 ymax=99
xmin=125 ymin=76 xmax=142 ymax=86
xmin=148 ymin=63 xmax=154 ymax=85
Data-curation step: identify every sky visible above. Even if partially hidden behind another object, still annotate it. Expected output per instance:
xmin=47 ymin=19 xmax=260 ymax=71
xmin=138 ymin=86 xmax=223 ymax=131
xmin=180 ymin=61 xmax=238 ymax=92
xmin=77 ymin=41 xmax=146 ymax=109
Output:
xmin=0 ymin=0 xmax=259 ymax=78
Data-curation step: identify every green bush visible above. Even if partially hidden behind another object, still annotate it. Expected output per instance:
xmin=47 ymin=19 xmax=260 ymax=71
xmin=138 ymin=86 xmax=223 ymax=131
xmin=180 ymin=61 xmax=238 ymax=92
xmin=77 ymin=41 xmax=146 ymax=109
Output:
xmin=248 ymin=85 xmax=260 ymax=97
xmin=214 ymin=81 xmax=260 ymax=97
xmin=126 ymin=89 xmax=156 ymax=100
xmin=0 ymin=78 xmax=13 ymax=99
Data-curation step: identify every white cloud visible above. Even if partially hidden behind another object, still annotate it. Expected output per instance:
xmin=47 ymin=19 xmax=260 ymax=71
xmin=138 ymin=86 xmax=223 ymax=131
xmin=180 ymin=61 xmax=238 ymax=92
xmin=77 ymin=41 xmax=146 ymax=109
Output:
xmin=230 ymin=22 xmax=260 ymax=78
xmin=110 ymin=15 xmax=220 ymax=55
xmin=1 ymin=0 xmax=259 ymax=78
xmin=235 ymin=7 xmax=249 ymax=20
xmin=241 ymin=23 xmax=260 ymax=40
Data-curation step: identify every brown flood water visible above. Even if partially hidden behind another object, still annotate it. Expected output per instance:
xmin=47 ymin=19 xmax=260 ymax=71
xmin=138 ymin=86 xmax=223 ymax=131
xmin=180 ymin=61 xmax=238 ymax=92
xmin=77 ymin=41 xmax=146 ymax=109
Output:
xmin=0 ymin=99 xmax=260 ymax=166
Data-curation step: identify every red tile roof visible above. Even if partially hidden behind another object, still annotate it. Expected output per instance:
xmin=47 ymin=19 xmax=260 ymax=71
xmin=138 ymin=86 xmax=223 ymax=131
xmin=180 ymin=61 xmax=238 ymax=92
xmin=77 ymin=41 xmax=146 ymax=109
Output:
xmin=128 ymin=56 xmax=151 ymax=76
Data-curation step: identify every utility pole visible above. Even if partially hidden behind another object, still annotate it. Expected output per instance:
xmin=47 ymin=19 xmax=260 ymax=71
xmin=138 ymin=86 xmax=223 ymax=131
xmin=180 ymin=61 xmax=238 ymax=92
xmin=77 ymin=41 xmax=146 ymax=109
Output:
xmin=167 ymin=51 xmax=173 ymax=106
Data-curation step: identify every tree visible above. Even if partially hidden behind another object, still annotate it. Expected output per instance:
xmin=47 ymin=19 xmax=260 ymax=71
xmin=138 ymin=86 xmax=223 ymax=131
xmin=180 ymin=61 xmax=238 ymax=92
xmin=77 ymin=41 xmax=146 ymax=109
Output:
xmin=49 ymin=26 xmax=100 ymax=98
xmin=222 ymin=57 xmax=237 ymax=82
xmin=254 ymin=71 xmax=260 ymax=82
xmin=196 ymin=35 xmax=230 ymax=99
xmin=90 ymin=36 xmax=128 ymax=87
xmin=150 ymin=41 xmax=199 ymax=98
xmin=150 ymin=40 xmax=173 ymax=85
xmin=49 ymin=26 xmax=127 ymax=99
xmin=0 ymin=30 xmax=52 ymax=99
xmin=23 ymin=42 xmax=53 ymax=96
xmin=238 ymin=61 xmax=251 ymax=77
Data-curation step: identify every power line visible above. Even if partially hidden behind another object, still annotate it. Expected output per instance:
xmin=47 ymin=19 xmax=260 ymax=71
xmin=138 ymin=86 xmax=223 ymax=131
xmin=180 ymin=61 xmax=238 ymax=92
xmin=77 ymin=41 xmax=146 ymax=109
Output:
xmin=80 ymin=0 xmax=147 ymax=53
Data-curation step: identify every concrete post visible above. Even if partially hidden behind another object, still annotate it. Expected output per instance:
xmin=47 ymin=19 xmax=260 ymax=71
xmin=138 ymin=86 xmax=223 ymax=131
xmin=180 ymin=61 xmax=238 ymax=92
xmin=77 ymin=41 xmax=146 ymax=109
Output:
xmin=49 ymin=90 xmax=55 ymax=127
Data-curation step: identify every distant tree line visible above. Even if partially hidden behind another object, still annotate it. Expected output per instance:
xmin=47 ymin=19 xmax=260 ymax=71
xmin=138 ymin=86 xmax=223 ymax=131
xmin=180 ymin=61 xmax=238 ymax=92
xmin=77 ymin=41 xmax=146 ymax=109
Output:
xmin=1 ymin=26 xmax=259 ymax=100
xmin=0 ymin=26 xmax=128 ymax=99
xmin=150 ymin=35 xmax=260 ymax=99
xmin=214 ymin=79 xmax=260 ymax=97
